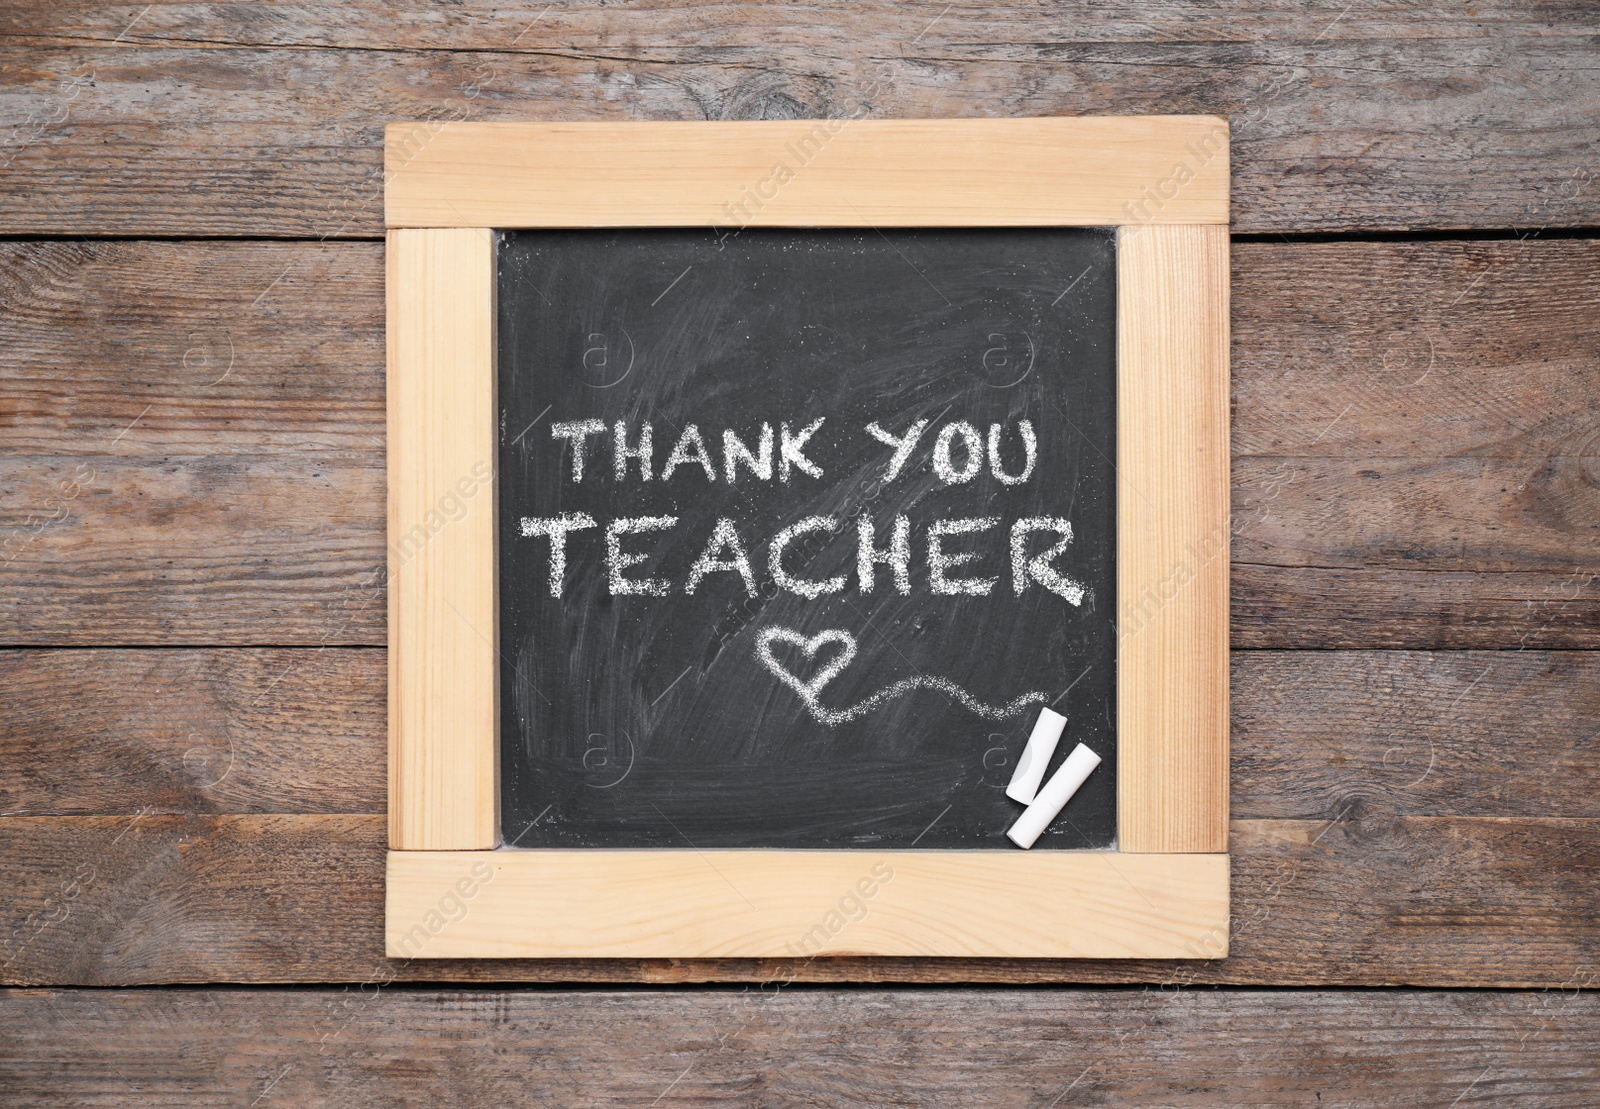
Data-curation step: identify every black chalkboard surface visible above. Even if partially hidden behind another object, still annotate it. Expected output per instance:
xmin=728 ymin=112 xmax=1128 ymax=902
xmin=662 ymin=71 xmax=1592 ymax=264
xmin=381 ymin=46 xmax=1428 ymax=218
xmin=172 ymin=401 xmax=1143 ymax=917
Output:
xmin=497 ymin=227 xmax=1116 ymax=849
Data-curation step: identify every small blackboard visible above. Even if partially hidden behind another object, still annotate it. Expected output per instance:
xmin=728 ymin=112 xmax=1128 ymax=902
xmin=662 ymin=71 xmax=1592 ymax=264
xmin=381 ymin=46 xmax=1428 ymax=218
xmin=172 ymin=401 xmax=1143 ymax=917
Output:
xmin=497 ymin=227 xmax=1117 ymax=850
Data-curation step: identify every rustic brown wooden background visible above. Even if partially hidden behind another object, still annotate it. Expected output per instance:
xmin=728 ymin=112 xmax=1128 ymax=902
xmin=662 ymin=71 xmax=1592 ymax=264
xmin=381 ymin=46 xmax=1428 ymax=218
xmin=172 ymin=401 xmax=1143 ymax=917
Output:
xmin=2 ymin=1 xmax=1598 ymax=1103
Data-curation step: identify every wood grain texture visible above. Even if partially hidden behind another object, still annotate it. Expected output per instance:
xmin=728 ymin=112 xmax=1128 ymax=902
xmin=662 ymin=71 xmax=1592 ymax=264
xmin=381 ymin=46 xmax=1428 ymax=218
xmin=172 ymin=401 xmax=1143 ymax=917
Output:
xmin=0 ymin=454 xmax=384 ymax=645
xmin=1234 ymin=649 xmax=1600 ymax=820
xmin=1234 ymin=455 xmax=1600 ymax=571
xmin=1231 ymin=236 xmax=1600 ymax=644
xmin=1 ymin=8 xmax=1597 ymax=234
xmin=4 ymin=986 xmax=1599 ymax=1108
xmin=387 ymin=229 xmax=497 ymax=850
xmin=1118 ymin=225 xmax=1230 ymax=852
xmin=0 ymin=648 xmax=385 ymax=816
xmin=8 ymin=648 xmax=1595 ymax=820
xmin=1233 ymin=241 xmax=1600 ymax=463
xmin=1232 ymin=566 xmax=1600 ymax=650
xmin=386 ymin=117 xmax=1229 ymax=227
xmin=0 ymin=241 xmax=383 ymax=457
xmin=388 ymin=850 xmax=1228 ymax=959
xmin=9 ymin=1 xmax=1595 ymax=49
xmin=2 ymin=812 xmax=1596 ymax=985
xmin=5 ymin=238 xmax=1593 ymax=647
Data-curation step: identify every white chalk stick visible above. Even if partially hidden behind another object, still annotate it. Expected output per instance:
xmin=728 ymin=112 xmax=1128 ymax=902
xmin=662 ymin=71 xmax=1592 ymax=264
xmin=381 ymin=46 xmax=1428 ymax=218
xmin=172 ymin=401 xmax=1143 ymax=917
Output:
xmin=1005 ymin=743 xmax=1102 ymax=849
xmin=1006 ymin=707 xmax=1068 ymax=804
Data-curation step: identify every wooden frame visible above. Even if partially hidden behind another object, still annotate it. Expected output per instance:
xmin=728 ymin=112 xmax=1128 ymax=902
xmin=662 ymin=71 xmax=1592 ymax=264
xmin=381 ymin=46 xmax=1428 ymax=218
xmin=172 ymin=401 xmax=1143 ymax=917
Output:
xmin=387 ymin=227 xmax=498 ymax=852
xmin=385 ymin=118 xmax=1230 ymax=961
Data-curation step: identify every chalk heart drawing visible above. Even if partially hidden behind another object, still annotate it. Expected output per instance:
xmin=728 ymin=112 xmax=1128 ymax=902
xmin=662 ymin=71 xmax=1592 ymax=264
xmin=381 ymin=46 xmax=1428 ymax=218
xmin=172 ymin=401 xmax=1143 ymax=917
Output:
xmin=756 ymin=628 xmax=857 ymax=702
xmin=755 ymin=626 xmax=1048 ymax=727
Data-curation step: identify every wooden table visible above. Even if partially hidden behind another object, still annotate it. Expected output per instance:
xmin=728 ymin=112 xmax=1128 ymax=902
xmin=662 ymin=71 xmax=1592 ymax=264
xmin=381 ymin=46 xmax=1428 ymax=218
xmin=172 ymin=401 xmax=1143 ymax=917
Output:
xmin=2 ymin=2 xmax=1597 ymax=1102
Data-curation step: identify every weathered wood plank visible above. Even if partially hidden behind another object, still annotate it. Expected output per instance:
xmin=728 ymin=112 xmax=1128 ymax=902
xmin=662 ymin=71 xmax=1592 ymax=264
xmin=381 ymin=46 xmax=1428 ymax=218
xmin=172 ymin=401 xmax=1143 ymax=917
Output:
xmin=1231 ymin=565 xmax=1600 ymax=649
xmin=0 ymin=648 xmax=384 ymax=816
xmin=0 ymin=454 xmax=384 ymax=645
xmin=0 ymin=815 xmax=379 ymax=986
xmin=3 ymin=239 xmax=1595 ymax=646
xmin=0 ymin=241 xmax=382 ymax=456
xmin=3 ymin=986 xmax=1598 ymax=1108
xmin=8 ymin=1 xmax=1597 ymax=49
xmin=1235 ymin=455 xmax=1600 ymax=572
xmin=1233 ymin=650 xmax=1600 ymax=819
xmin=1230 ymin=236 xmax=1600 ymax=646
xmin=0 ymin=27 xmax=1596 ymax=235
xmin=8 ymin=648 xmax=1596 ymax=820
xmin=1 ymin=812 xmax=1595 ymax=986
xmin=1234 ymin=239 xmax=1600 ymax=461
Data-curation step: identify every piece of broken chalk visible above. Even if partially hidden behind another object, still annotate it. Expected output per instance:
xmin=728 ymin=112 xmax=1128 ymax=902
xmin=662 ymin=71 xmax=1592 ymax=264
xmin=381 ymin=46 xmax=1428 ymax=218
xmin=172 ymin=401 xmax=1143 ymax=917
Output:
xmin=1006 ymin=707 xmax=1068 ymax=805
xmin=1005 ymin=742 xmax=1102 ymax=849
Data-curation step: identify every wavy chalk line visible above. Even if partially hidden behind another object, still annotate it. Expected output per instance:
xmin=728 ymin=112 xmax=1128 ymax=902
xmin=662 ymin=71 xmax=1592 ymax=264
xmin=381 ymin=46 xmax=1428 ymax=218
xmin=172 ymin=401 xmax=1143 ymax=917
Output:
xmin=801 ymin=674 xmax=1047 ymax=725
xmin=756 ymin=626 xmax=1046 ymax=726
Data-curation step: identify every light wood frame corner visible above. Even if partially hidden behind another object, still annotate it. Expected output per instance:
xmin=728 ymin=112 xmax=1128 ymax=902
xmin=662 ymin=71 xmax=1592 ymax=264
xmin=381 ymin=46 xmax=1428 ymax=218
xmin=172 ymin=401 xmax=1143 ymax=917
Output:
xmin=385 ymin=117 xmax=1230 ymax=963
